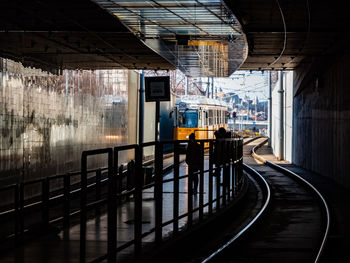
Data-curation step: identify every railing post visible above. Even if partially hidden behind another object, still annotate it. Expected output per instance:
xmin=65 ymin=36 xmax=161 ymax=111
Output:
xmin=199 ymin=141 xmax=204 ymax=221
xmin=95 ymin=169 xmax=102 ymax=215
xmin=187 ymin=142 xmax=193 ymax=227
xmin=134 ymin=145 xmax=143 ymax=256
xmin=233 ymin=140 xmax=238 ymax=196
xmin=42 ymin=177 xmax=49 ymax=225
xmin=127 ymin=161 xmax=135 ymax=191
xmin=208 ymin=141 xmax=213 ymax=215
xmin=63 ymin=173 xmax=70 ymax=228
xmin=118 ymin=165 xmax=123 ymax=204
xmin=155 ymin=141 xmax=163 ymax=244
xmin=227 ymin=141 xmax=232 ymax=200
xmin=80 ymin=152 xmax=88 ymax=263
xmin=19 ymin=183 xmax=24 ymax=237
xmin=239 ymin=139 xmax=244 ymax=188
xmin=231 ymin=140 xmax=234 ymax=197
xmin=14 ymin=184 xmax=19 ymax=244
xmin=222 ymin=140 xmax=227 ymax=207
xmin=173 ymin=141 xmax=179 ymax=234
xmin=81 ymin=148 xmax=113 ymax=263
xmin=108 ymin=149 xmax=116 ymax=263
xmin=215 ymin=140 xmax=221 ymax=211
xmin=95 ymin=169 xmax=102 ymax=201
xmin=231 ymin=140 xmax=235 ymax=197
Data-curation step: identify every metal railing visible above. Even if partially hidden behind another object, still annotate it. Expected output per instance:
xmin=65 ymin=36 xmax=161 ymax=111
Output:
xmin=80 ymin=138 xmax=244 ymax=263
xmin=0 ymin=166 xmax=111 ymax=243
xmin=0 ymin=137 xmax=244 ymax=263
xmin=0 ymin=157 xmax=137 ymax=245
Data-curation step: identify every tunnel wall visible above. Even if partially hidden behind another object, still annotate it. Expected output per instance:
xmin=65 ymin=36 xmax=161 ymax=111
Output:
xmin=293 ymin=50 xmax=350 ymax=189
xmin=0 ymin=58 xmax=137 ymax=186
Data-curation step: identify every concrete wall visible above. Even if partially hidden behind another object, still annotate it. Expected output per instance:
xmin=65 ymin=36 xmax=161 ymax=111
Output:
xmin=293 ymin=50 xmax=350 ymax=189
xmin=0 ymin=58 xmax=137 ymax=186
xmin=271 ymin=71 xmax=293 ymax=162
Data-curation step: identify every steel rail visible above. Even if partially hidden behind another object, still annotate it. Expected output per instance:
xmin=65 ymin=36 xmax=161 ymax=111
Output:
xmin=243 ymin=135 xmax=263 ymax=146
xmin=201 ymin=162 xmax=271 ymax=263
xmin=251 ymin=138 xmax=330 ymax=263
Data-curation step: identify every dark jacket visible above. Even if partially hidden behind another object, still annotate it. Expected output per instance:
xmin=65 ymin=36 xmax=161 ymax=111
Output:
xmin=186 ymin=140 xmax=202 ymax=169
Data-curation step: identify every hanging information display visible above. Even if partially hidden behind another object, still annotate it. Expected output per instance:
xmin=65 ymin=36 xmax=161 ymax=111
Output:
xmin=145 ymin=76 xmax=170 ymax=102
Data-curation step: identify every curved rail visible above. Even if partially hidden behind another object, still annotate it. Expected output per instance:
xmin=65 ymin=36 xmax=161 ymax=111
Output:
xmin=251 ymin=139 xmax=330 ymax=263
xmin=243 ymin=136 xmax=263 ymax=146
xmin=201 ymin=162 xmax=271 ymax=263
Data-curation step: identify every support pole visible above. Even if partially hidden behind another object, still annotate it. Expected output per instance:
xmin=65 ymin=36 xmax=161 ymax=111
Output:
xmin=155 ymin=100 xmax=160 ymax=141
xmin=278 ymin=71 xmax=284 ymax=160
xmin=268 ymin=71 xmax=272 ymax=146
xmin=139 ymin=71 xmax=144 ymax=145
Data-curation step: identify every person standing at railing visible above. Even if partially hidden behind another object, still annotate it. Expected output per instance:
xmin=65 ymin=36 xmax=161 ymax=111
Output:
xmin=186 ymin=133 xmax=202 ymax=194
xmin=213 ymin=128 xmax=226 ymax=177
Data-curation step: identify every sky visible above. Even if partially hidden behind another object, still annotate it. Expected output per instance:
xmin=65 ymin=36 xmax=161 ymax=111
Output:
xmin=213 ymin=70 xmax=269 ymax=101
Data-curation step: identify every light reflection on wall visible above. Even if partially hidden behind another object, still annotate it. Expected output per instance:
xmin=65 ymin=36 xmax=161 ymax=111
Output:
xmin=0 ymin=58 xmax=131 ymax=185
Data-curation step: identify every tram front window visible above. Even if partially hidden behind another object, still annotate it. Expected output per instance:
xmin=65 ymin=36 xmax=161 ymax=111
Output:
xmin=178 ymin=110 xmax=198 ymax=128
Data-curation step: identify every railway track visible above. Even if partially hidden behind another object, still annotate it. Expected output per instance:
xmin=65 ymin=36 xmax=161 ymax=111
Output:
xmin=201 ymin=137 xmax=330 ymax=263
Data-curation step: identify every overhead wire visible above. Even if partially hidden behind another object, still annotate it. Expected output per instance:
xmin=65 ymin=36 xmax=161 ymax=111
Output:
xmin=270 ymin=0 xmax=287 ymax=66
xmin=285 ymin=0 xmax=311 ymax=66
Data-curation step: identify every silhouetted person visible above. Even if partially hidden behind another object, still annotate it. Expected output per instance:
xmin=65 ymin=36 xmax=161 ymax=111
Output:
xmin=186 ymin=133 xmax=202 ymax=194
xmin=218 ymin=127 xmax=227 ymax=138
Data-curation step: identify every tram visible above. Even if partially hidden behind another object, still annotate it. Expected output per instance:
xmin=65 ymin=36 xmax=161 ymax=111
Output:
xmin=173 ymin=95 xmax=228 ymax=141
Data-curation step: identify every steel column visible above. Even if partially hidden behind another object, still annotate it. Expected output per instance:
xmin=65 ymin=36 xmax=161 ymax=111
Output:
xmin=278 ymin=71 xmax=284 ymax=160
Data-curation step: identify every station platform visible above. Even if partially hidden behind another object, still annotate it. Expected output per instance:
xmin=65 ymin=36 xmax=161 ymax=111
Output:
xmin=2 ymin=140 xmax=349 ymax=263
xmin=0 ymin=154 xmax=222 ymax=263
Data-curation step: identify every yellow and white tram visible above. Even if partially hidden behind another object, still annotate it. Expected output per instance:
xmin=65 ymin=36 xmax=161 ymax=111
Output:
xmin=173 ymin=95 xmax=228 ymax=140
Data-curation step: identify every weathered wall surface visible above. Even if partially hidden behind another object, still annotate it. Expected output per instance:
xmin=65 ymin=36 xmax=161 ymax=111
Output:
xmin=0 ymin=58 xmax=134 ymax=186
xmin=293 ymin=50 xmax=350 ymax=189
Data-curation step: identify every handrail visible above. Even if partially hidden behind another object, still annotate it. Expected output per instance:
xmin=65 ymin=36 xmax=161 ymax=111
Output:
xmin=0 ymin=137 xmax=245 ymax=262
xmin=84 ymin=138 xmax=244 ymax=262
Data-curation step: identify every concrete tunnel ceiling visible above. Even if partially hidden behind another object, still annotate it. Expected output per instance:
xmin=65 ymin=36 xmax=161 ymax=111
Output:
xmin=91 ymin=0 xmax=248 ymax=77
xmin=0 ymin=0 xmax=176 ymax=73
xmin=0 ymin=0 xmax=348 ymax=74
xmin=224 ymin=0 xmax=349 ymax=71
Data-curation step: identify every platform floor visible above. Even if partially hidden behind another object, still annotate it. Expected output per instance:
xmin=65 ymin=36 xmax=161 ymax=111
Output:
xmin=0 ymin=155 xmax=223 ymax=263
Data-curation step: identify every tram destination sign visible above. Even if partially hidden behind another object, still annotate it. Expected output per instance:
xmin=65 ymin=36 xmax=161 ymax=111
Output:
xmin=145 ymin=76 xmax=170 ymax=102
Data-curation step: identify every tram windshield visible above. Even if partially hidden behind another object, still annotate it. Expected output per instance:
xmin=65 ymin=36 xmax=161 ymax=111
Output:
xmin=178 ymin=110 xmax=198 ymax=128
